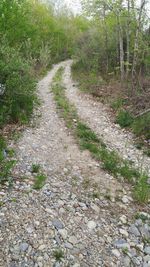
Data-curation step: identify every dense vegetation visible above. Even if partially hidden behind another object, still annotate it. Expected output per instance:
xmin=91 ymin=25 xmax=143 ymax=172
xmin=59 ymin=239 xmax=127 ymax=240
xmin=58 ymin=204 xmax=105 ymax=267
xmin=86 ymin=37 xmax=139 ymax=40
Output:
xmin=0 ymin=0 xmax=88 ymax=184
xmin=0 ymin=0 xmax=88 ymax=126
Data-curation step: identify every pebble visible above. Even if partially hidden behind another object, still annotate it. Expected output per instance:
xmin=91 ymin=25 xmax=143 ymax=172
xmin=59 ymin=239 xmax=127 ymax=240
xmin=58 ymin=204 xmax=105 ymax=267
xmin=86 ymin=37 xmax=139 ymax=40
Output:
xmin=87 ymin=220 xmax=97 ymax=230
xmin=129 ymin=224 xmax=140 ymax=237
xmin=52 ymin=219 xmax=64 ymax=229
xmin=64 ymin=242 xmax=73 ymax=249
xmin=114 ymin=239 xmax=130 ymax=249
xmin=122 ymin=196 xmax=129 ymax=204
xmin=58 ymin=229 xmax=68 ymax=239
xmin=68 ymin=236 xmax=78 ymax=245
xmin=20 ymin=243 xmax=29 ymax=252
xmin=119 ymin=215 xmax=127 ymax=224
xmin=144 ymin=247 xmax=150 ymax=255
xmin=112 ymin=249 xmax=120 ymax=258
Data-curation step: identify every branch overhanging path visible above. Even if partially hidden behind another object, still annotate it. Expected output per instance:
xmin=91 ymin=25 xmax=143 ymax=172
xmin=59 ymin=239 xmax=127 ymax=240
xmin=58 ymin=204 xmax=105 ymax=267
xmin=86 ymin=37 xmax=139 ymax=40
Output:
xmin=0 ymin=61 xmax=150 ymax=267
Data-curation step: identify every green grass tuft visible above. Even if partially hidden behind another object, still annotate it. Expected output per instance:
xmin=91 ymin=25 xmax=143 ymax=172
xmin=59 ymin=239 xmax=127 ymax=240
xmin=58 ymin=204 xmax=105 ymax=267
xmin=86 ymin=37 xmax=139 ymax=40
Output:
xmin=116 ymin=109 xmax=133 ymax=128
xmin=53 ymin=248 xmax=64 ymax=262
xmin=31 ymin=163 xmax=41 ymax=173
xmin=33 ymin=173 xmax=47 ymax=190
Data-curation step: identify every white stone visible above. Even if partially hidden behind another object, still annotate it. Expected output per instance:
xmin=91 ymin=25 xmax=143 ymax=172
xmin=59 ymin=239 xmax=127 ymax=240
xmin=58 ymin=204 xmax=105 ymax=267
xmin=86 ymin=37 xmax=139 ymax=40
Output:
xmin=38 ymin=245 xmax=46 ymax=251
xmin=68 ymin=236 xmax=78 ymax=244
xmin=91 ymin=203 xmax=100 ymax=213
xmin=122 ymin=196 xmax=129 ymax=204
xmin=112 ymin=249 xmax=121 ymax=258
xmin=87 ymin=220 xmax=97 ymax=230
xmin=58 ymin=229 xmax=68 ymax=239
xmin=119 ymin=229 xmax=129 ymax=237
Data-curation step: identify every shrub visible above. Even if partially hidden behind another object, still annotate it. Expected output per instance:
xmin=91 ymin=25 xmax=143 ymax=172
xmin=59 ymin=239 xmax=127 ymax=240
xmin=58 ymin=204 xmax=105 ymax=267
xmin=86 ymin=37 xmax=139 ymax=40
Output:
xmin=132 ymin=113 xmax=150 ymax=140
xmin=33 ymin=173 xmax=47 ymax=190
xmin=116 ymin=109 xmax=133 ymax=128
xmin=0 ymin=135 xmax=15 ymax=184
xmin=0 ymin=40 xmax=36 ymax=126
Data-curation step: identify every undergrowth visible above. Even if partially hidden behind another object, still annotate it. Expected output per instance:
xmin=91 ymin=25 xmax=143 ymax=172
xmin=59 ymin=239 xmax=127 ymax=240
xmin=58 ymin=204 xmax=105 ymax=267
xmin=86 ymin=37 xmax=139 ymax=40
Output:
xmin=0 ymin=135 xmax=16 ymax=185
xmin=51 ymin=67 xmax=150 ymax=204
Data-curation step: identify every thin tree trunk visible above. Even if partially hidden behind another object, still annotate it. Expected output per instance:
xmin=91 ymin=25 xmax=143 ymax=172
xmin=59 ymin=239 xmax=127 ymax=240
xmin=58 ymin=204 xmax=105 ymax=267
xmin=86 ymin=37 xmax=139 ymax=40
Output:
xmin=118 ymin=15 xmax=125 ymax=81
xmin=131 ymin=0 xmax=146 ymax=85
xmin=103 ymin=3 xmax=109 ymax=73
xmin=126 ymin=0 xmax=130 ymax=78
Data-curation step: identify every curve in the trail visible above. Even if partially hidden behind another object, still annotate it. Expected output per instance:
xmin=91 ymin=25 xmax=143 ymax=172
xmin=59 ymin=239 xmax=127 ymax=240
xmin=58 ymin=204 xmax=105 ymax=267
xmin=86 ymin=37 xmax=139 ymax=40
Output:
xmin=63 ymin=60 xmax=150 ymax=176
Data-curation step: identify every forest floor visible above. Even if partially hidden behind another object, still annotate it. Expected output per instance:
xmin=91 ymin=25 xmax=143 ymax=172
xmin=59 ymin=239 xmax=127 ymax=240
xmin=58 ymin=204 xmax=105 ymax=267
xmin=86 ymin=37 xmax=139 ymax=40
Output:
xmin=0 ymin=60 xmax=150 ymax=267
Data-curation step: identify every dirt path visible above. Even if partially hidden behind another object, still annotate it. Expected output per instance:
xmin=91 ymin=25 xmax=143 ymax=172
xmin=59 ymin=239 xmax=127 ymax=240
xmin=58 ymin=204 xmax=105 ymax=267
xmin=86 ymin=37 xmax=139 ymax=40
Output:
xmin=63 ymin=60 xmax=150 ymax=176
xmin=0 ymin=61 xmax=149 ymax=267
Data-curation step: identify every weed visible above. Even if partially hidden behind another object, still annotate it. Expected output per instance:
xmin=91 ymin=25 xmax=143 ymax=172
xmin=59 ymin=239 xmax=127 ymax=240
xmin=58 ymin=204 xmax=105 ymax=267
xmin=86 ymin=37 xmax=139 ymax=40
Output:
xmin=53 ymin=248 xmax=64 ymax=262
xmin=133 ymin=173 xmax=150 ymax=203
xmin=92 ymin=191 xmax=100 ymax=199
xmin=31 ymin=163 xmax=41 ymax=173
xmin=76 ymin=122 xmax=99 ymax=143
xmin=143 ymin=237 xmax=150 ymax=245
xmin=111 ymin=98 xmax=125 ymax=111
xmin=135 ymin=213 xmax=149 ymax=222
xmin=132 ymin=113 xmax=150 ymax=140
xmin=116 ymin=109 xmax=133 ymax=128
xmin=0 ymin=201 xmax=4 ymax=207
xmin=122 ymin=247 xmax=129 ymax=255
xmin=33 ymin=173 xmax=47 ymax=190
xmin=0 ymin=135 xmax=16 ymax=184
xmin=82 ymin=178 xmax=90 ymax=189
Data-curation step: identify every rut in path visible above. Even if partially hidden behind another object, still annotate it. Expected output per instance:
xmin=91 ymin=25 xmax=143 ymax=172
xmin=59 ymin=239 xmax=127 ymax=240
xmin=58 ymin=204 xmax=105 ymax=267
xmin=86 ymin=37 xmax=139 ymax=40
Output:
xmin=0 ymin=61 xmax=149 ymax=267
xmin=63 ymin=60 xmax=150 ymax=176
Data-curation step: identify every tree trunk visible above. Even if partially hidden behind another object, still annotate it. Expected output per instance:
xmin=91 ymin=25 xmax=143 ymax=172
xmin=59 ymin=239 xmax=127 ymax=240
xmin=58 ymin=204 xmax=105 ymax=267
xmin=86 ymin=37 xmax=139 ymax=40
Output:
xmin=126 ymin=0 xmax=130 ymax=79
xmin=118 ymin=15 xmax=125 ymax=81
xmin=131 ymin=0 xmax=146 ymax=87
xmin=103 ymin=3 xmax=109 ymax=73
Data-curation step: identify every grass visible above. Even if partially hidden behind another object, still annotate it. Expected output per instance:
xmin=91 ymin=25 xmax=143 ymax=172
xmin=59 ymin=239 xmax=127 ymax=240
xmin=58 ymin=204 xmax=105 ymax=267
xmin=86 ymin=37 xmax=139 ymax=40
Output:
xmin=116 ymin=109 xmax=134 ymax=128
xmin=51 ymin=68 xmax=150 ymax=203
xmin=53 ymin=248 xmax=64 ymax=262
xmin=31 ymin=163 xmax=41 ymax=173
xmin=0 ymin=135 xmax=16 ymax=185
xmin=33 ymin=173 xmax=47 ymax=190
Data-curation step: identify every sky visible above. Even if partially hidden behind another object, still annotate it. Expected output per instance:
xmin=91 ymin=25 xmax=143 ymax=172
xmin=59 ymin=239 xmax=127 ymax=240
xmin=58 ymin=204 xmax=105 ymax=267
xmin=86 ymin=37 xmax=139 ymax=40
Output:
xmin=64 ymin=0 xmax=82 ymax=14
xmin=64 ymin=0 xmax=150 ymax=17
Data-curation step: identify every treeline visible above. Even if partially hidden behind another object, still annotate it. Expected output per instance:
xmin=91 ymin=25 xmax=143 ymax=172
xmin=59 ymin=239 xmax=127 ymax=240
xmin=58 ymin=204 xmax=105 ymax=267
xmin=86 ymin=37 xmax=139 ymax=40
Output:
xmin=0 ymin=0 xmax=88 ymax=125
xmin=72 ymin=0 xmax=150 ymax=144
xmin=74 ymin=0 xmax=150 ymax=91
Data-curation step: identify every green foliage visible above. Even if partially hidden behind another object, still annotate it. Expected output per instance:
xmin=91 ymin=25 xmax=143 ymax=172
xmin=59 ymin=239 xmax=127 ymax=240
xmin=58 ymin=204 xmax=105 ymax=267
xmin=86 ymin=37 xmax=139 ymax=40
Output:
xmin=0 ymin=39 xmax=36 ymax=126
xmin=0 ymin=135 xmax=15 ymax=184
xmin=0 ymin=0 xmax=88 ymax=128
xmin=31 ymin=164 xmax=41 ymax=173
xmin=33 ymin=173 xmax=47 ymax=190
xmin=116 ymin=110 xmax=134 ymax=128
xmin=111 ymin=98 xmax=125 ymax=111
xmin=133 ymin=173 xmax=150 ymax=203
xmin=132 ymin=113 xmax=150 ymax=140
xmin=53 ymin=249 xmax=64 ymax=262
xmin=76 ymin=122 xmax=99 ymax=143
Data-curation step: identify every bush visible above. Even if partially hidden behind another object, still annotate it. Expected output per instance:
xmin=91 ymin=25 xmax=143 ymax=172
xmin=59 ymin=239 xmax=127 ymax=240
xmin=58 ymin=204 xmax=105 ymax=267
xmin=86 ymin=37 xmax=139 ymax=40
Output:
xmin=0 ymin=135 xmax=15 ymax=184
xmin=132 ymin=113 xmax=150 ymax=140
xmin=0 ymin=40 xmax=36 ymax=126
xmin=116 ymin=109 xmax=133 ymax=128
